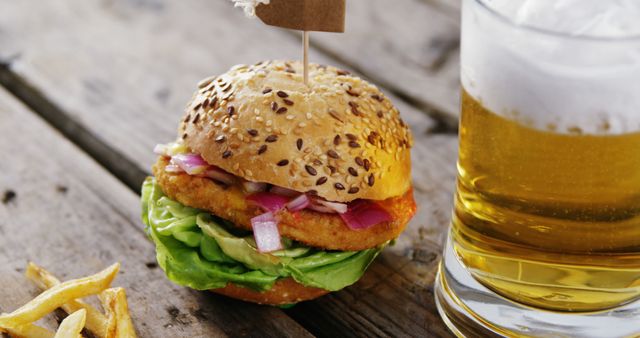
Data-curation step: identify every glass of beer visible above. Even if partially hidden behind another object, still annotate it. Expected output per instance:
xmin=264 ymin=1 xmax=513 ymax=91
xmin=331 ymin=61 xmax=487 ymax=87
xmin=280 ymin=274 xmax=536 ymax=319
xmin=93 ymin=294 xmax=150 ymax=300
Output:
xmin=435 ymin=0 xmax=640 ymax=336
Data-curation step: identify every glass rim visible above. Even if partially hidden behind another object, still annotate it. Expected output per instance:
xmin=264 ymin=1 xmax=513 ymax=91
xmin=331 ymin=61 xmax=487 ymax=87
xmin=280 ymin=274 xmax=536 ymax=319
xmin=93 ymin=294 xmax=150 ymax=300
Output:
xmin=474 ymin=0 xmax=640 ymax=42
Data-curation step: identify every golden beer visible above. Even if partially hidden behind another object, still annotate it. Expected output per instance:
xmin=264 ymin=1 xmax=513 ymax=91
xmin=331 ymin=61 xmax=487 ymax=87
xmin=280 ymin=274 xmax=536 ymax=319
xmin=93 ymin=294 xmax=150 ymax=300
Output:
xmin=452 ymin=89 xmax=640 ymax=311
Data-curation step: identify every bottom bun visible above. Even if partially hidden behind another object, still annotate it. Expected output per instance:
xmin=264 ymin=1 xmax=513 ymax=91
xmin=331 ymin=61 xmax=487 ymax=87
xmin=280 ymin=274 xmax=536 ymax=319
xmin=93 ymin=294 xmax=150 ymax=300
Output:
xmin=211 ymin=278 xmax=330 ymax=305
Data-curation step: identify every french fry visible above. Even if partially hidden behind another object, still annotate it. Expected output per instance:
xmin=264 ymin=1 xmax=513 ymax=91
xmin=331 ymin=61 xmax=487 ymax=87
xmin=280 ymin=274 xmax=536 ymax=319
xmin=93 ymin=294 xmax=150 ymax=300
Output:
xmin=99 ymin=288 xmax=137 ymax=338
xmin=0 ymin=323 xmax=55 ymax=338
xmin=0 ymin=263 xmax=119 ymax=328
xmin=25 ymin=262 xmax=109 ymax=337
xmin=53 ymin=309 xmax=86 ymax=338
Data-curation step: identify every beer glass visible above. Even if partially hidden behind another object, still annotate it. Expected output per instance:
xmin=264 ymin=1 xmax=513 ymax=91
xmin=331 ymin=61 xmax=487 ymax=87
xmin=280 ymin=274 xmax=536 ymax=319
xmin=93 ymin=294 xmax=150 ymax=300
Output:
xmin=435 ymin=0 xmax=640 ymax=336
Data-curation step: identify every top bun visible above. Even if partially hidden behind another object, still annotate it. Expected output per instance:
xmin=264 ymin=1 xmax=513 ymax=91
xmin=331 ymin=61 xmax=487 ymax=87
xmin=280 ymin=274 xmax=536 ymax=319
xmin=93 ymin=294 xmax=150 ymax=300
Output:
xmin=179 ymin=61 xmax=413 ymax=202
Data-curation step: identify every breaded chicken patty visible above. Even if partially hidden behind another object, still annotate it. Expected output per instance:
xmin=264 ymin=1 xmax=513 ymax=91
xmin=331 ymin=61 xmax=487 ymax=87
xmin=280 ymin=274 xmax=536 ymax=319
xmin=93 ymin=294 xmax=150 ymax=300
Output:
xmin=153 ymin=157 xmax=417 ymax=251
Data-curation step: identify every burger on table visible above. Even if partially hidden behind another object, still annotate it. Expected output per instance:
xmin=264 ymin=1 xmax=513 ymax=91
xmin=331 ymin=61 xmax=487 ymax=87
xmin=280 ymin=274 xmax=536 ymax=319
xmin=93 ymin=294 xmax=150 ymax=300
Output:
xmin=141 ymin=60 xmax=416 ymax=305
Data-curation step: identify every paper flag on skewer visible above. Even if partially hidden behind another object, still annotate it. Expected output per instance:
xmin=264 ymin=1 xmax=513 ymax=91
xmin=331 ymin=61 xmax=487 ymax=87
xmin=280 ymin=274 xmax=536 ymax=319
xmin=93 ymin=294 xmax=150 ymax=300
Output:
xmin=255 ymin=0 xmax=346 ymax=33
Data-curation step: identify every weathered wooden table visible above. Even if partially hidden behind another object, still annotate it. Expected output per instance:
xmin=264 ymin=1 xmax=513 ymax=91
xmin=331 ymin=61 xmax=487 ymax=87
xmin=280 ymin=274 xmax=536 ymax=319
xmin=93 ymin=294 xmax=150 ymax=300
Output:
xmin=0 ymin=1 xmax=461 ymax=336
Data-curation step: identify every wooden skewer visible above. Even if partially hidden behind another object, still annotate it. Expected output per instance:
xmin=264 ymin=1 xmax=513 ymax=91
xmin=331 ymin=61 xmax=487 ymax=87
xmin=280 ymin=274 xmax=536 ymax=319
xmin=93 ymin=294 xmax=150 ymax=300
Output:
xmin=303 ymin=31 xmax=309 ymax=85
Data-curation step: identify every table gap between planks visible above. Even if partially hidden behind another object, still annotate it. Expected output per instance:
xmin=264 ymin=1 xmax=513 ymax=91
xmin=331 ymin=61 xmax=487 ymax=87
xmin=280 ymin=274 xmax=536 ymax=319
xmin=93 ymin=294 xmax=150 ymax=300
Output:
xmin=0 ymin=0 xmax=459 ymax=337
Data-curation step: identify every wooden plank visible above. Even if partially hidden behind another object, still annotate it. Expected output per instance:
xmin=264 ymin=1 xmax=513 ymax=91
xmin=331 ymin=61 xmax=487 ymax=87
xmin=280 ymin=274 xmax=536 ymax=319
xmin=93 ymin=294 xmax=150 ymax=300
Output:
xmin=419 ymin=0 xmax=463 ymax=18
xmin=307 ymin=0 xmax=462 ymax=125
xmin=0 ymin=0 xmax=459 ymax=336
xmin=0 ymin=0 xmax=438 ymax=193
xmin=0 ymin=87 xmax=313 ymax=338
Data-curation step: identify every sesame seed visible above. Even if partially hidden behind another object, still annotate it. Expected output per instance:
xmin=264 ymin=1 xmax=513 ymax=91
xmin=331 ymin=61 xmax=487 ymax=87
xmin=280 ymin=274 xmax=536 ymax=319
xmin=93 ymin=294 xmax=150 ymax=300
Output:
xmin=258 ymin=145 xmax=267 ymax=154
xmin=371 ymin=94 xmax=383 ymax=102
xmin=277 ymin=159 xmax=289 ymax=166
xmin=182 ymin=133 xmax=188 ymax=140
xmin=198 ymin=76 xmax=214 ymax=88
xmin=337 ymin=70 xmax=350 ymax=76
xmin=328 ymin=110 xmax=343 ymax=123
xmin=210 ymin=97 xmax=219 ymax=109
xmin=222 ymin=150 xmax=232 ymax=158
xmin=368 ymin=174 xmax=375 ymax=186
xmin=203 ymin=98 xmax=210 ymax=107
xmin=351 ymin=106 xmax=361 ymax=116
xmin=298 ymin=122 xmax=307 ymax=128
xmin=247 ymin=129 xmax=258 ymax=136
xmin=215 ymin=135 xmax=226 ymax=143
xmin=328 ymin=165 xmax=337 ymax=174
xmin=192 ymin=113 xmax=201 ymax=124
xmin=184 ymin=114 xmax=191 ymax=123
xmin=286 ymin=114 xmax=295 ymax=120
xmin=305 ymin=165 xmax=317 ymax=176
xmin=271 ymin=102 xmax=278 ymax=111
xmin=334 ymin=183 xmax=345 ymax=190
xmin=194 ymin=102 xmax=202 ymax=110
xmin=296 ymin=139 xmax=303 ymax=150
xmin=348 ymin=187 xmax=360 ymax=194
xmin=346 ymin=89 xmax=359 ymax=97
xmin=333 ymin=135 xmax=341 ymax=145
xmin=265 ymin=135 xmax=278 ymax=143
xmin=348 ymin=167 xmax=358 ymax=177
xmin=316 ymin=177 xmax=328 ymax=185
xmin=346 ymin=133 xmax=357 ymax=141
xmin=377 ymin=111 xmax=384 ymax=118
xmin=227 ymin=106 xmax=235 ymax=116
xmin=327 ymin=150 xmax=340 ymax=159
xmin=348 ymin=101 xmax=359 ymax=108
xmin=277 ymin=107 xmax=288 ymax=114
xmin=349 ymin=141 xmax=361 ymax=148
xmin=364 ymin=159 xmax=371 ymax=171
xmin=355 ymin=157 xmax=364 ymax=166
xmin=313 ymin=159 xmax=323 ymax=166
xmin=283 ymin=99 xmax=294 ymax=106
xmin=368 ymin=134 xmax=376 ymax=145
xmin=263 ymin=88 xmax=273 ymax=94
xmin=277 ymin=91 xmax=289 ymax=98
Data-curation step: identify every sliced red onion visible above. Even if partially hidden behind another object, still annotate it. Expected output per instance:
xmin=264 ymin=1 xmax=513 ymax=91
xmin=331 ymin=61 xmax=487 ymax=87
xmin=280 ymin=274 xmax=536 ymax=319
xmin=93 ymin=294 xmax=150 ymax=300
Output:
xmin=154 ymin=144 xmax=169 ymax=157
xmin=339 ymin=200 xmax=393 ymax=230
xmin=172 ymin=153 xmax=209 ymax=175
xmin=164 ymin=164 xmax=184 ymax=173
xmin=307 ymin=203 xmax=337 ymax=213
xmin=246 ymin=193 xmax=289 ymax=212
xmin=202 ymin=167 xmax=236 ymax=186
xmin=286 ymin=194 xmax=310 ymax=212
xmin=250 ymin=212 xmax=282 ymax=253
xmin=243 ymin=181 xmax=268 ymax=193
xmin=270 ymin=186 xmax=299 ymax=197
xmin=314 ymin=199 xmax=348 ymax=214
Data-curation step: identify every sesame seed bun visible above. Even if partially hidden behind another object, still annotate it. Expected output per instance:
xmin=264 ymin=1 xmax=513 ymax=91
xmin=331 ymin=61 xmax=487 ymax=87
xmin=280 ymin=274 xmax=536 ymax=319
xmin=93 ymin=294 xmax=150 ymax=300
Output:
xmin=179 ymin=60 xmax=413 ymax=202
xmin=211 ymin=278 xmax=329 ymax=306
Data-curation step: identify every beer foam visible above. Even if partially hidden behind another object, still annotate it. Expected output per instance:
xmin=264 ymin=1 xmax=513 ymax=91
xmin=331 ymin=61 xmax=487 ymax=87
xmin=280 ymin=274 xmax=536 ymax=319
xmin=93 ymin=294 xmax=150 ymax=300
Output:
xmin=462 ymin=0 xmax=640 ymax=134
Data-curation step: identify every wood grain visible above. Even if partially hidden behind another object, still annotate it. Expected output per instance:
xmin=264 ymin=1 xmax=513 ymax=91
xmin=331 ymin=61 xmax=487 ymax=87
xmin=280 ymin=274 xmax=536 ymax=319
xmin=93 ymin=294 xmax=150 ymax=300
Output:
xmin=308 ymin=0 xmax=462 ymax=126
xmin=0 ymin=0 xmax=460 ymax=336
xmin=0 ymin=0 xmax=438 ymax=193
xmin=0 ymin=87 xmax=312 ymax=338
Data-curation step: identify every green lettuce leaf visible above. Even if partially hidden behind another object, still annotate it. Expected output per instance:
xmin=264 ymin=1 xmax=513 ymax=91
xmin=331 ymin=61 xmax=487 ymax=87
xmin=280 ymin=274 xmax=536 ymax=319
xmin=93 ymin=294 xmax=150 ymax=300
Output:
xmin=141 ymin=177 xmax=383 ymax=293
